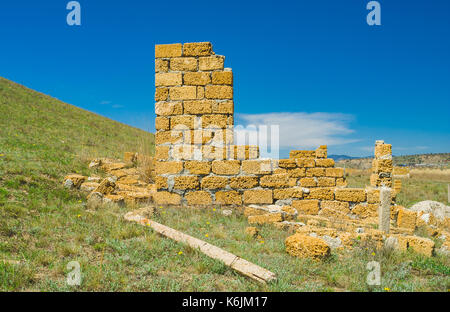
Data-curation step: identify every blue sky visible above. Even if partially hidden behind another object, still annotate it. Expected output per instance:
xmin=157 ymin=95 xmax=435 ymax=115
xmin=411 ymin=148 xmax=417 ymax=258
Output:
xmin=1 ymin=0 xmax=449 ymax=157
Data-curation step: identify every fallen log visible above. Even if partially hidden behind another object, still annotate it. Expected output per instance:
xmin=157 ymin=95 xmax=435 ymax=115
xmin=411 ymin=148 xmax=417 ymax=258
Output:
xmin=124 ymin=209 xmax=277 ymax=284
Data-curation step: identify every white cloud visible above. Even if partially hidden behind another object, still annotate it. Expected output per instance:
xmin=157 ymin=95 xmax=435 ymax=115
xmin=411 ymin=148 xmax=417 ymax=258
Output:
xmin=100 ymin=100 xmax=111 ymax=105
xmin=236 ymin=112 xmax=358 ymax=149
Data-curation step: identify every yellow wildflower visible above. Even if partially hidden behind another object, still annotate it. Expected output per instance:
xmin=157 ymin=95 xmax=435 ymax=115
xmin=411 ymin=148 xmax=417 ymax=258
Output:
xmin=384 ymin=287 xmax=390 ymax=292
xmin=178 ymin=251 xmax=183 ymax=255
xmin=205 ymin=234 xmax=209 ymax=238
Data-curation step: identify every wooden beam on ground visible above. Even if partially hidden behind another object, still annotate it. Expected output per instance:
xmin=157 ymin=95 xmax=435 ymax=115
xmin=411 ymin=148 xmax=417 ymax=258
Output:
xmin=124 ymin=209 xmax=277 ymax=284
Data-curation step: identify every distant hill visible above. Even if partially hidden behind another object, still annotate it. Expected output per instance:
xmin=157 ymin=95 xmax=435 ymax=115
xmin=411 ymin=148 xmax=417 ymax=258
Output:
xmin=336 ymin=153 xmax=450 ymax=169
xmin=328 ymin=155 xmax=361 ymax=161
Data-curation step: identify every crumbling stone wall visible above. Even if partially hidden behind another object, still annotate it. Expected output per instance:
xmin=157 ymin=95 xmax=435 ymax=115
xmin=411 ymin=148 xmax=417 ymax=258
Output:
xmin=153 ymin=42 xmax=396 ymax=220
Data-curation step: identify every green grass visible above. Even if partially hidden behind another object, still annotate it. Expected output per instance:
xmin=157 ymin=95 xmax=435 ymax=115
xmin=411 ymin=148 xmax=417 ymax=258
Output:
xmin=0 ymin=77 xmax=448 ymax=291
xmin=345 ymin=173 xmax=450 ymax=208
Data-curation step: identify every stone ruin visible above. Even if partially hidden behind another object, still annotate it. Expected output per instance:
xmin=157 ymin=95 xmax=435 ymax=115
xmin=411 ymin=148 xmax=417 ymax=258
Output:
xmin=63 ymin=41 xmax=449 ymax=260
xmin=63 ymin=153 xmax=156 ymax=207
xmin=153 ymin=42 xmax=396 ymax=212
xmin=152 ymin=42 xmax=449 ymax=258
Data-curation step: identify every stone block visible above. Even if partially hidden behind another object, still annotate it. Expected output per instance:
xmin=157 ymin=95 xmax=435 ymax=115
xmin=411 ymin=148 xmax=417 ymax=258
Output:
xmin=288 ymin=168 xmax=306 ymax=178
xmin=334 ymin=188 xmax=366 ymax=202
xmin=242 ymin=160 xmax=273 ymax=174
xmin=243 ymin=189 xmax=273 ymax=204
xmin=273 ymin=187 xmax=303 ymax=199
xmin=155 ymin=101 xmax=183 ymax=116
xmin=315 ymin=158 xmax=335 ymax=168
xmin=285 ymin=233 xmax=330 ymax=260
xmin=173 ymin=176 xmax=199 ymax=190
xmin=155 ymin=131 xmax=183 ymax=144
xmin=183 ymin=100 xmax=213 ymax=115
xmin=229 ymin=176 xmax=259 ymax=189
xmin=155 ymin=72 xmax=182 ymax=86
xmin=155 ymin=161 xmax=183 ymax=175
xmin=317 ymin=177 xmax=336 ymax=187
xmin=155 ymin=88 xmax=169 ymax=101
xmin=155 ymin=59 xmax=169 ymax=72
xmin=248 ymin=213 xmax=283 ymax=225
xmin=184 ymin=161 xmax=211 ymax=175
xmin=397 ymin=208 xmax=417 ymax=230
xmin=154 ymin=191 xmax=181 ymax=205
xmin=292 ymin=200 xmax=319 ymax=215
xmin=278 ymin=159 xmax=296 ymax=168
xmin=199 ymin=56 xmax=224 ymax=70
xmin=295 ymin=158 xmax=315 ymax=168
xmin=183 ymin=42 xmax=212 ymax=56
xmin=320 ymin=200 xmax=350 ymax=214
xmin=260 ymin=173 xmax=290 ymax=188
xmin=155 ymin=43 xmax=182 ymax=58
xmin=306 ymin=168 xmax=326 ymax=177
xmin=169 ymin=86 xmax=197 ymax=100
xmin=212 ymin=71 xmax=233 ymax=85
xmin=212 ymin=101 xmax=234 ymax=114
xmin=183 ymin=72 xmax=210 ymax=85
xmin=201 ymin=176 xmax=228 ymax=189
xmin=211 ymin=160 xmax=240 ymax=175
xmin=205 ymin=85 xmax=233 ymax=99
xmin=186 ymin=191 xmax=212 ymax=205
xmin=315 ymin=145 xmax=327 ymax=158
xmin=306 ymin=188 xmax=334 ymax=200
xmin=170 ymin=57 xmax=198 ymax=71
xmin=299 ymin=177 xmax=316 ymax=187
xmin=215 ymin=190 xmax=242 ymax=205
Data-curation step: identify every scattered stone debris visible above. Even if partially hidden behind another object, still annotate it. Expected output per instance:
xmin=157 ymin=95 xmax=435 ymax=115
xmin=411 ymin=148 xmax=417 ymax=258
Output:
xmin=86 ymin=192 xmax=104 ymax=209
xmin=437 ymin=241 xmax=450 ymax=257
xmin=245 ymin=227 xmax=260 ymax=238
xmin=63 ymin=174 xmax=86 ymax=189
xmin=409 ymin=200 xmax=450 ymax=221
xmin=222 ymin=209 xmax=232 ymax=216
xmin=64 ymin=152 xmax=156 ymax=208
xmin=285 ymin=233 xmax=331 ymax=260
xmin=244 ymin=196 xmax=448 ymax=258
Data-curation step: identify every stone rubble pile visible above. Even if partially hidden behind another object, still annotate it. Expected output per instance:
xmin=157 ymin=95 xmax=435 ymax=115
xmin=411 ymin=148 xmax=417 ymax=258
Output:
xmin=244 ymin=201 xmax=449 ymax=259
xmin=63 ymin=152 xmax=156 ymax=208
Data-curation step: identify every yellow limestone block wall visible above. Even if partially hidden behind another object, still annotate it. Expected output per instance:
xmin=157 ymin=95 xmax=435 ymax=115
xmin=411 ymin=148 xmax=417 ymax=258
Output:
xmin=153 ymin=42 xmax=396 ymax=220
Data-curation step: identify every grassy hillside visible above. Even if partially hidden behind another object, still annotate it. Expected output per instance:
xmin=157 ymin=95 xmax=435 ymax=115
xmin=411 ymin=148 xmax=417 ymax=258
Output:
xmin=0 ymin=77 xmax=448 ymax=292
xmin=0 ymin=77 xmax=154 ymax=290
